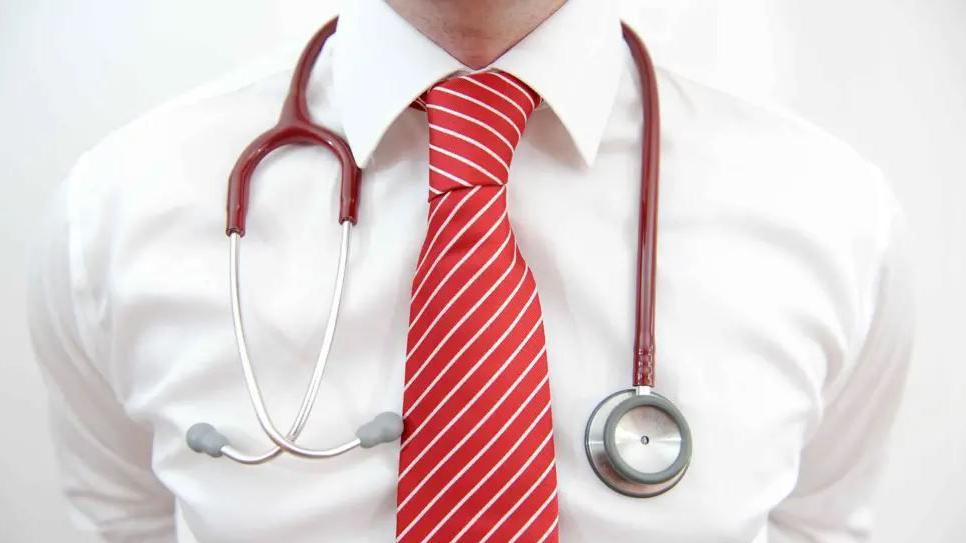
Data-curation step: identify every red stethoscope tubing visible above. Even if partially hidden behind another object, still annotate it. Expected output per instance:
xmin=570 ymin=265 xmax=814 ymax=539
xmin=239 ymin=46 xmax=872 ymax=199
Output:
xmin=225 ymin=18 xmax=361 ymax=233
xmin=224 ymin=17 xmax=661 ymax=389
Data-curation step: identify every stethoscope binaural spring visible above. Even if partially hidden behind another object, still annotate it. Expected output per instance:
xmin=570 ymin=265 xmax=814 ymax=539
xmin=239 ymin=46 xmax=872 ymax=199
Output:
xmin=186 ymin=16 xmax=691 ymax=498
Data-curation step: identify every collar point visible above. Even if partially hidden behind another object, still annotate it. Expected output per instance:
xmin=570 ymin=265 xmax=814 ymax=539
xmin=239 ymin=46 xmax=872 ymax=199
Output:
xmin=574 ymin=140 xmax=601 ymax=169
xmin=343 ymin=126 xmax=378 ymax=169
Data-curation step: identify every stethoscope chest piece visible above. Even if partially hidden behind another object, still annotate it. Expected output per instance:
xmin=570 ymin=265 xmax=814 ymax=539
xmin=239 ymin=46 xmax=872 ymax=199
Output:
xmin=585 ymin=388 xmax=691 ymax=498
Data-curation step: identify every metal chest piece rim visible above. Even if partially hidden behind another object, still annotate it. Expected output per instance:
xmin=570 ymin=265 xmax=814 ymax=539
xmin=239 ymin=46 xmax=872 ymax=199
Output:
xmin=585 ymin=388 xmax=692 ymax=498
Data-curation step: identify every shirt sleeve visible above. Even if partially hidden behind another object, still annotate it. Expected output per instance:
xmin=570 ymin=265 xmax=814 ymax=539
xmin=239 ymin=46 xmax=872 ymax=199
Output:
xmin=767 ymin=174 xmax=915 ymax=542
xmin=27 ymin=164 xmax=176 ymax=543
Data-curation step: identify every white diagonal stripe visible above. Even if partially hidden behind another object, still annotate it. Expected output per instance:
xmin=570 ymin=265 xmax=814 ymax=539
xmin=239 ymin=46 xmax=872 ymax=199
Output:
xmin=429 ymin=144 xmax=505 ymax=186
xmin=459 ymin=75 xmax=529 ymax=123
xmin=399 ymin=372 xmax=549 ymax=506
xmin=411 ymin=186 xmax=504 ymax=304
xmin=404 ymin=283 xmax=536 ymax=411
xmin=407 ymin=217 xmax=510 ymax=354
xmin=478 ymin=459 xmax=555 ymax=542
xmin=417 ymin=431 xmax=554 ymax=543
xmin=537 ymin=518 xmax=559 ymax=543
xmin=408 ymin=232 xmax=512 ymax=352
xmin=429 ymin=163 xmax=473 ymax=187
xmin=405 ymin=264 xmax=528 ymax=390
xmin=492 ymin=72 xmax=537 ymax=110
xmin=426 ymin=104 xmax=515 ymax=153
xmin=430 ymin=123 xmax=510 ymax=174
xmin=402 ymin=320 xmax=544 ymax=456
xmin=402 ymin=323 xmax=542 ymax=450
xmin=396 ymin=393 xmax=551 ymax=540
xmin=418 ymin=192 xmax=452 ymax=269
xmin=399 ymin=344 xmax=544 ymax=490
xmin=454 ymin=447 xmax=554 ymax=542
xmin=426 ymin=190 xmax=452 ymax=226
xmin=414 ymin=186 xmax=479 ymax=275
xmin=506 ymin=488 xmax=557 ymax=543
xmin=408 ymin=227 xmax=512 ymax=334
xmin=432 ymin=87 xmax=522 ymax=140
xmin=429 ymin=164 xmax=475 ymax=190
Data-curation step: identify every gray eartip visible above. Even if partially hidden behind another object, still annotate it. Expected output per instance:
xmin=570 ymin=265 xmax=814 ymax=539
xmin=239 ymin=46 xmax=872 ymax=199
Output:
xmin=186 ymin=423 xmax=230 ymax=457
xmin=356 ymin=412 xmax=404 ymax=448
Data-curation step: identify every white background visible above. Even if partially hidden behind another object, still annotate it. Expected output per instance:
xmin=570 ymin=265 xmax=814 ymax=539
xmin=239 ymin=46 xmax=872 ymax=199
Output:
xmin=2 ymin=1 xmax=964 ymax=541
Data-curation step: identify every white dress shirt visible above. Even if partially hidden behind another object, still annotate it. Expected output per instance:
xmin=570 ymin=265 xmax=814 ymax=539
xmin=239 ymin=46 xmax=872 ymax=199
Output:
xmin=28 ymin=0 xmax=913 ymax=541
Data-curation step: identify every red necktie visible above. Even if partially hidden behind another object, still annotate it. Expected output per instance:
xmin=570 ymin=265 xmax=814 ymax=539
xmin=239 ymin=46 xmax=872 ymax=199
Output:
xmin=395 ymin=70 xmax=560 ymax=543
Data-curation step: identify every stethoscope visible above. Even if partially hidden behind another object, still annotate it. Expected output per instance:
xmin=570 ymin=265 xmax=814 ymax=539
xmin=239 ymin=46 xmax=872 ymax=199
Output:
xmin=186 ymin=17 xmax=692 ymax=498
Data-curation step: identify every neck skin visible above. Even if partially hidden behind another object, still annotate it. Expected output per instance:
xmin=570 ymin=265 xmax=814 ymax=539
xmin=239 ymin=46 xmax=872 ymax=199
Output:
xmin=386 ymin=0 xmax=566 ymax=69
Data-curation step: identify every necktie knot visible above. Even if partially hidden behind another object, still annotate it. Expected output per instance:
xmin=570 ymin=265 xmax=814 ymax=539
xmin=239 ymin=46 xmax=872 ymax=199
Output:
xmin=423 ymin=70 xmax=540 ymax=198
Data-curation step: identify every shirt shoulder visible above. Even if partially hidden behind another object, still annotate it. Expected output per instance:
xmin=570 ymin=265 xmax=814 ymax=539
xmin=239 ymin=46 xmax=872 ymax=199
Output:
xmin=652 ymin=66 xmax=902 ymax=262
xmin=79 ymin=59 xmax=293 ymax=185
xmin=644 ymin=67 xmax=907 ymax=369
xmin=70 ymin=36 xmax=345 ymax=219
xmin=54 ymin=54 xmax=306 ymax=372
xmin=63 ymin=48 xmax=311 ymax=242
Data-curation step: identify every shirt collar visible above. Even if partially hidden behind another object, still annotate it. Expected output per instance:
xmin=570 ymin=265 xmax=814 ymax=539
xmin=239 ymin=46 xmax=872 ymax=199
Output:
xmin=330 ymin=0 xmax=624 ymax=167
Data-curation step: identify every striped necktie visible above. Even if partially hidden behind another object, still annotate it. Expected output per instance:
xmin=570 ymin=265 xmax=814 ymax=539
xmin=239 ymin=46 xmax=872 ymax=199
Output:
xmin=395 ymin=70 xmax=560 ymax=543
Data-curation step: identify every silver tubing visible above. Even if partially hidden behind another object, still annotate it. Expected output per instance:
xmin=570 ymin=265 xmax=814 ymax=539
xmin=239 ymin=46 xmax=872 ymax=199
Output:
xmin=221 ymin=444 xmax=286 ymax=465
xmin=226 ymin=223 xmax=359 ymax=460
xmin=289 ymin=222 xmax=351 ymax=437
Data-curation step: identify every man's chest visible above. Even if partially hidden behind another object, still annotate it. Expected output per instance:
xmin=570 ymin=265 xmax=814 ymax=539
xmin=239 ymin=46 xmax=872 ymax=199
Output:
xmin=93 ymin=121 xmax=843 ymax=541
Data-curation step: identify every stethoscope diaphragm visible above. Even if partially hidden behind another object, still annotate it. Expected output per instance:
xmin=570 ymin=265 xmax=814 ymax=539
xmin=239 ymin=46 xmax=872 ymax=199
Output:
xmin=585 ymin=388 xmax=692 ymax=498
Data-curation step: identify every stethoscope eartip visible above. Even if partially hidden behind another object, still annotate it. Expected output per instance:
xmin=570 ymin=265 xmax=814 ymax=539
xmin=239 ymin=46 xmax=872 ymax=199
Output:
xmin=187 ymin=422 xmax=230 ymax=457
xmin=356 ymin=412 xmax=404 ymax=448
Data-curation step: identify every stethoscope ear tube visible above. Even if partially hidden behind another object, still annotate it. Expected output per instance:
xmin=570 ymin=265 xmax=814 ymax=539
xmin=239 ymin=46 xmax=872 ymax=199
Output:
xmin=192 ymin=16 xmax=389 ymax=466
xmin=187 ymin=221 xmax=402 ymax=464
xmin=225 ymin=18 xmax=361 ymax=237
